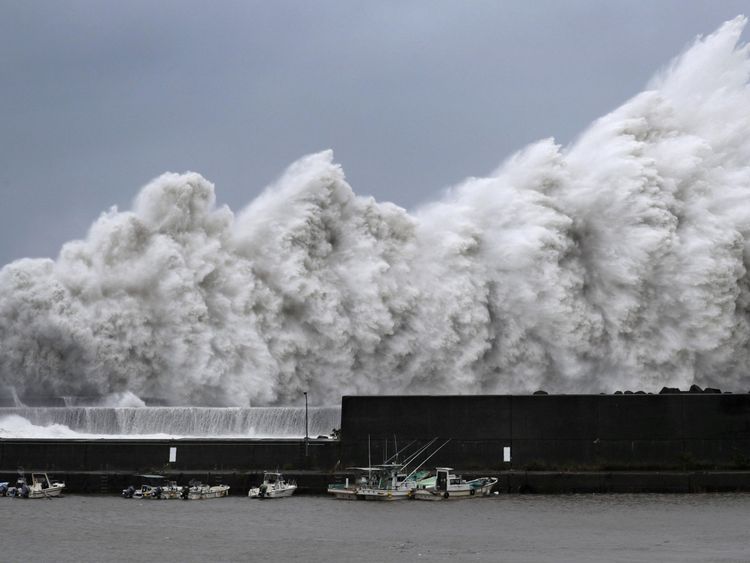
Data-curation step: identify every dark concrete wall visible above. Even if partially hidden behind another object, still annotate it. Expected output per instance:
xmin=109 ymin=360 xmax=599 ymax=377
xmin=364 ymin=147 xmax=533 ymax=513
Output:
xmin=340 ymin=394 xmax=750 ymax=470
xmin=0 ymin=438 xmax=339 ymax=473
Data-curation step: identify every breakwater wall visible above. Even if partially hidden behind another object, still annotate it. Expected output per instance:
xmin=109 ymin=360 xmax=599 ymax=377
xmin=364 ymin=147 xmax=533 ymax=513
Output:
xmin=3 ymin=393 xmax=750 ymax=493
xmin=339 ymin=394 xmax=750 ymax=470
xmin=0 ymin=438 xmax=338 ymax=472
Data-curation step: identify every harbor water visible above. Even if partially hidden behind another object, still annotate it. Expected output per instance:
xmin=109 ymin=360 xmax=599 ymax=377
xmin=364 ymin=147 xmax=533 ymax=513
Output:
xmin=3 ymin=493 xmax=749 ymax=562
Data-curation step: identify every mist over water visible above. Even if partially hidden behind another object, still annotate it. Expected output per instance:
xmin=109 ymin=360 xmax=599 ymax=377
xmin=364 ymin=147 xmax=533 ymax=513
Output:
xmin=2 ymin=18 xmax=750 ymax=406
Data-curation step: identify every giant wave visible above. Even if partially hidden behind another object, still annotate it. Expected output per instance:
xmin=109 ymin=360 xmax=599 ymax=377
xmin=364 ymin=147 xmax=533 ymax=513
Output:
xmin=2 ymin=18 xmax=750 ymax=405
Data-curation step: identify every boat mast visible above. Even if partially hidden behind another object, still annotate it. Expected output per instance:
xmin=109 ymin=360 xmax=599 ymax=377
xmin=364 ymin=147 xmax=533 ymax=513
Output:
xmin=399 ymin=437 xmax=439 ymax=471
xmin=403 ymin=439 xmax=451 ymax=481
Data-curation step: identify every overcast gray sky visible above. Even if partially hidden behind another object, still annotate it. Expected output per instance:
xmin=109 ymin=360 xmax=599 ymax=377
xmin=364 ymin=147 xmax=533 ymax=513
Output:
xmin=1 ymin=1 xmax=747 ymax=266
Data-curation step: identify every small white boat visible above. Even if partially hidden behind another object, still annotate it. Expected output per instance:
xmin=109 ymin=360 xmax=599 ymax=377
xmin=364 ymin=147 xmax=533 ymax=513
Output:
xmin=29 ymin=473 xmax=65 ymax=498
xmin=413 ymin=467 xmax=497 ymax=500
xmin=188 ymin=482 xmax=230 ymax=500
xmin=123 ymin=475 xmax=181 ymax=499
xmin=131 ymin=484 xmax=168 ymax=499
xmin=4 ymin=477 xmax=29 ymax=498
xmin=159 ymin=480 xmax=184 ymax=500
xmin=248 ymin=472 xmax=296 ymax=499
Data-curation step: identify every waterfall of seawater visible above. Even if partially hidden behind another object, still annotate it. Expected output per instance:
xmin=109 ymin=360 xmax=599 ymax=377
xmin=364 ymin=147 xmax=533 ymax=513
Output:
xmin=0 ymin=406 xmax=341 ymax=439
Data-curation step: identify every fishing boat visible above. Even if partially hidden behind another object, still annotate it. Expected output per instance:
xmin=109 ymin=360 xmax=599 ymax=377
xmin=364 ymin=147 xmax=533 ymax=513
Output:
xmin=159 ymin=480 xmax=184 ymax=499
xmin=28 ymin=473 xmax=66 ymax=498
xmin=412 ymin=467 xmax=497 ymax=500
xmin=248 ymin=472 xmax=296 ymax=498
xmin=4 ymin=476 xmax=28 ymax=497
xmin=356 ymin=464 xmax=427 ymax=501
xmin=187 ymin=481 xmax=230 ymax=500
xmin=122 ymin=475 xmax=181 ymax=499
xmin=328 ymin=437 xmax=448 ymax=501
xmin=3 ymin=474 xmax=65 ymax=498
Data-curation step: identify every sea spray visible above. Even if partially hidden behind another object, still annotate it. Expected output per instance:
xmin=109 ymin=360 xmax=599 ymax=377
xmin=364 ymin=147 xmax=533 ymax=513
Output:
xmin=1 ymin=18 xmax=750 ymax=404
xmin=0 ymin=406 xmax=341 ymax=438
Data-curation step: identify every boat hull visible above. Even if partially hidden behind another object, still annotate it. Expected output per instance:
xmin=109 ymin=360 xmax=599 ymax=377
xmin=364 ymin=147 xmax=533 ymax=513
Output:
xmin=159 ymin=488 xmax=183 ymax=500
xmin=248 ymin=485 xmax=296 ymax=499
xmin=413 ymin=478 xmax=497 ymax=501
xmin=327 ymin=487 xmax=358 ymax=500
xmin=356 ymin=488 xmax=412 ymax=501
xmin=188 ymin=485 xmax=230 ymax=500
xmin=28 ymin=485 xmax=65 ymax=499
xmin=199 ymin=487 xmax=230 ymax=499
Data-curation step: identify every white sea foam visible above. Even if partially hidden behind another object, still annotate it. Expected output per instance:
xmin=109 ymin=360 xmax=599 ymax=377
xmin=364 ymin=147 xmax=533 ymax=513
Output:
xmin=1 ymin=18 xmax=750 ymax=404
xmin=0 ymin=414 xmax=88 ymax=439
xmin=99 ymin=391 xmax=147 ymax=408
xmin=0 ymin=406 xmax=341 ymax=439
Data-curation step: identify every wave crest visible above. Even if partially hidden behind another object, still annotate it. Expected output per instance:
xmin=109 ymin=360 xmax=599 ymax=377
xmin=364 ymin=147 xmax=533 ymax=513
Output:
xmin=2 ymin=18 xmax=750 ymax=404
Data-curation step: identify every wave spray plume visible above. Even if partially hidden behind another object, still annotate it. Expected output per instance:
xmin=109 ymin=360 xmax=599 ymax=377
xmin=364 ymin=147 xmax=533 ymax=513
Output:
xmin=1 ymin=17 xmax=750 ymax=405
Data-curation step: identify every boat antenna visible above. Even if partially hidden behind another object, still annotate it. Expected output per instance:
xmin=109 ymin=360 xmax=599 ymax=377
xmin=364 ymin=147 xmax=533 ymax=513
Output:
xmin=382 ymin=439 xmax=417 ymax=465
xmin=394 ymin=434 xmax=398 ymax=464
xmin=368 ymin=434 xmax=372 ymax=482
xmin=399 ymin=437 xmax=439 ymax=470
xmin=404 ymin=439 xmax=451 ymax=481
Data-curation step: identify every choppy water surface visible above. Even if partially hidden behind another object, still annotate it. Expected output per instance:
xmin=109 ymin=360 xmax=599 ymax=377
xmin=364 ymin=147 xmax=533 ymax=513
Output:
xmin=4 ymin=493 xmax=749 ymax=562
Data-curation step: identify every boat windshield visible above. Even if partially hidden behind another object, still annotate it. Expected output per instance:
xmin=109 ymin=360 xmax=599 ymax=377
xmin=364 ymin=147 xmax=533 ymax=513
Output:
xmin=32 ymin=474 xmax=50 ymax=487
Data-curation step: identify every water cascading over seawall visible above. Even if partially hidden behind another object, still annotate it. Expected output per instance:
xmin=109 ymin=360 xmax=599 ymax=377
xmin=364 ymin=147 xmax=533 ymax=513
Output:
xmin=0 ymin=406 xmax=341 ymax=438
xmin=2 ymin=18 xmax=750 ymax=405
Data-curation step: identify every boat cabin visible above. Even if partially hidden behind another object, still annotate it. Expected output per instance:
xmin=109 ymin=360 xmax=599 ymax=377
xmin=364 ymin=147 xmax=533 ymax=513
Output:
xmin=263 ymin=472 xmax=282 ymax=484
xmin=435 ymin=468 xmax=461 ymax=491
xmin=31 ymin=473 xmax=52 ymax=489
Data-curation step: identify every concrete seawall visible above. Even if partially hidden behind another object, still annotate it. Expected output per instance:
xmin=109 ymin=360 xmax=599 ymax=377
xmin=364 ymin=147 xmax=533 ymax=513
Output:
xmin=340 ymin=394 xmax=750 ymax=470
xmin=2 ymin=393 xmax=750 ymax=493
xmin=0 ymin=438 xmax=338 ymax=472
